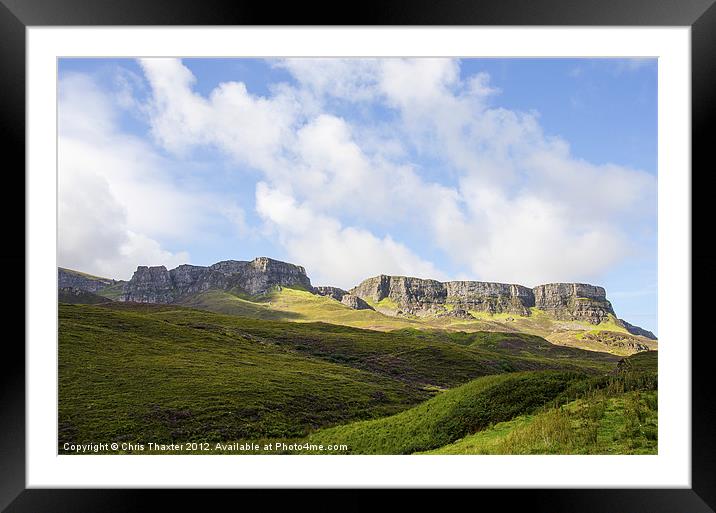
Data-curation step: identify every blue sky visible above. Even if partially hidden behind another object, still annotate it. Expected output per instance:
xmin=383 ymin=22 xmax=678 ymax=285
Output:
xmin=57 ymin=58 xmax=657 ymax=333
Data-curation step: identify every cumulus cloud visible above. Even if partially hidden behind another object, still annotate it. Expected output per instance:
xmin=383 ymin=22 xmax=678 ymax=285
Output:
xmin=140 ymin=58 xmax=299 ymax=171
xmin=58 ymin=151 xmax=189 ymax=279
xmin=131 ymin=57 xmax=656 ymax=287
xmin=255 ymin=183 xmax=444 ymax=288
xmin=58 ymin=72 xmax=221 ymax=279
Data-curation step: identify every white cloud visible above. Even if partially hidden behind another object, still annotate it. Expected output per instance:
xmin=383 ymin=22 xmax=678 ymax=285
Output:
xmin=140 ymin=58 xmax=299 ymax=171
xmin=255 ymin=183 xmax=445 ymax=288
xmin=58 ymin=72 xmax=227 ymax=279
xmin=131 ymin=57 xmax=656 ymax=288
xmin=273 ymin=59 xmax=381 ymax=102
xmin=58 ymin=157 xmax=189 ymax=279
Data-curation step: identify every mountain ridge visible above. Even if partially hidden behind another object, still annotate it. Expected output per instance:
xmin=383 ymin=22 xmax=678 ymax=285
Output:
xmin=57 ymin=257 xmax=657 ymax=342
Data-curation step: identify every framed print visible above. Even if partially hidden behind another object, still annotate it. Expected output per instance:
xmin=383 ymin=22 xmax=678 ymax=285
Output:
xmin=3 ymin=0 xmax=715 ymax=511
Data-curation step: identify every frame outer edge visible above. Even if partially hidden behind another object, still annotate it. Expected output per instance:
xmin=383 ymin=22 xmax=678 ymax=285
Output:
xmin=3 ymin=0 xmax=716 ymax=511
xmin=691 ymin=1 xmax=716 ymax=511
xmin=0 ymin=0 xmax=27 ymax=511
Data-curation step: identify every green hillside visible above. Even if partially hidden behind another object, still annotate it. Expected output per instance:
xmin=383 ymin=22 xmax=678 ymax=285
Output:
xmin=58 ymin=301 xmax=624 ymax=453
xmin=279 ymin=352 xmax=657 ymax=455
xmin=58 ymin=303 xmax=427 ymax=450
xmin=423 ymin=389 xmax=657 ymax=455
xmin=178 ymin=287 xmax=656 ymax=356
xmin=425 ymin=352 xmax=658 ymax=455
xmin=103 ymin=301 xmax=619 ymax=385
xmin=294 ymin=371 xmax=585 ymax=454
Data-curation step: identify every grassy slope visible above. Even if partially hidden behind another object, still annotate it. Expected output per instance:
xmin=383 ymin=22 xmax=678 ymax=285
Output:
xmin=422 ymin=390 xmax=657 ymax=455
xmin=181 ymin=289 xmax=655 ymax=356
xmin=292 ymin=371 xmax=585 ymax=454
xmin=181 ymin=288 xmax=423 ymax=330
xmin=58 ymin=303 xmax=428 ymax=450
xmin=108 ymin=302 xmax=619 ymax=387
xmin=59 ymin=301 xmax=620 ymax=451
xmin=425 ymin=351 xmax=658 ymax=455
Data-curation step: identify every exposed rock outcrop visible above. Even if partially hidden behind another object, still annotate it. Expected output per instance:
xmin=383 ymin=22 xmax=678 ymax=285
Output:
xmin=314 ymin=286 xmax=349 ymax=301
xmin=350 ymin=275 xmax=535 ymax=317
xmin=125 ymin=265 xmax=180 ymax=303
xmin=59 ymin=257 xmax=654 ymax=337
xmin=445 ymin=281 xmax=535 ymax=316
xmin=340 ymin=294 xmax=373 ymax=310
xmin=617 ymin=319 xmax=657 ymax=340
xmin=58 ymin=267 xmax=116 ymax=292
xmin=351 ymin=275 xmax=447 ymax=315
xmin=122 ymin=257 xmax=312 ymax=303
xmin=58 ymin=287 xmax=110 ymax=305
xmin=580 ymin=331 xmax=651 ymax=353
xmin=350 ymin=276 xmax=619 ymax=324
xmin=533 ymin=283 xmax=614 ymax=324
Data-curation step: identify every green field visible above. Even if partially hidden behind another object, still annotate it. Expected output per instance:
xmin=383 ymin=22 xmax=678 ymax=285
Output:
xmin=58 ymin=299 xmax=656 ymax=455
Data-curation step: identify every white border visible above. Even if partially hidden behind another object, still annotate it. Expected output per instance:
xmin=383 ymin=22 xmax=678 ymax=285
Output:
xmin=27 ymin=27 xmax=691 ymax=488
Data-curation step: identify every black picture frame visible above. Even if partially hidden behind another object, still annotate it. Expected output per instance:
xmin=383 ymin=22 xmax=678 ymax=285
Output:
xmin=2 ymin=0 xmax=714 ymax=511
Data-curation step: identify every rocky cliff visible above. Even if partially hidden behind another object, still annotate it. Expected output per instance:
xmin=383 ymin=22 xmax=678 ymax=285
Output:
xmin=59 ymin=258 xmax=652 ymax=334
xmin=314 ymin=286 xmax=349 ymax=301
xmin=122 ymin=257 xmax=312 ymax=303
xmin=58 ymin=267 xmax=116 ymax=292
xmin=533 ymin=283 xmax=615 ymax=324
xmin=350 ymin=275 xmax=617 ymax=323
xmin=617 ymin=319 xmax=657 ymax=340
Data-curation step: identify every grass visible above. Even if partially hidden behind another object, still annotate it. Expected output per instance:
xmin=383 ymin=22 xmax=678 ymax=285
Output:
xmin=141 ymin=304 xmax=619 ymax=385
xmin=58 ymin=289 xmax=656 ymax=455
xmin=170 ymin=354 xmax=657 ymax=455
xmin=424 ymin=390 xmax=657 ymax=455
xmin=58 ymin=303 xmax=428 ymax=452
xmin=181 ymin=288 xmax=422 ymax=331
xmin=424 ymin=351 xmax=658 ymax=454
xmin=281 ymin=371 xmax=587 ymax=454
xmin=58 ymin=301 xmax=622 ymax=453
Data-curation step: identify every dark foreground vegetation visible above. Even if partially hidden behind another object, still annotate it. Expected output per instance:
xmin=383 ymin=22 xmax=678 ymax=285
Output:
xmin=58 ymin=302 xmax=655 ymax=454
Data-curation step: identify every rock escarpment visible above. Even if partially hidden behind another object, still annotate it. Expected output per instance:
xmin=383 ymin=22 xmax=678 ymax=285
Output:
xmin=350 ymin=275 xmax=535 ymax=317
xmin=445 ymin=281 xmax=535 ymax=316
xmin=58 ymin=267 xmax=116 ymax=292
xmin=58 ymin=257 xmax=652 ymax=335
xmin=122 ymin=257 xmax=312 ymax=303
xmin=617 ymin=319 xmax=657 ymax=340
xmin=350 ymin=275 xmax=617 ymax=324
xmin=58 ymin=287 xmax=110 ymax=305
xmin=313 ymin=286 xmax=349 ymax=301
xmin=314 ymin=286 xmax=373 ymax=310
xmin=533 ymin=283 xmax=615 ymax=324
xmin=339 ymin=294 xmax=373 ymax=310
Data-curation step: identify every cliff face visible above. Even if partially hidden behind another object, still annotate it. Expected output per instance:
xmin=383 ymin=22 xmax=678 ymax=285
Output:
xmin=314 ymin=286 xmax=349 ymax=301
xmin=122 ymin=257 xmax=312 ymax=303
xmin=340 ymin=294 xmax=373 ymax=310
xmin=229 ymin=257 xmax=312 ymax=296
xmin=445 ymin=281 xmax=535 ymax=316
xmin=533 ymin=283 xmax=614 ymax=324
xmin=350 ymin=276 xmax=615 ymax=323
xmin=58 ymin=267 xmax=116 ymax=292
